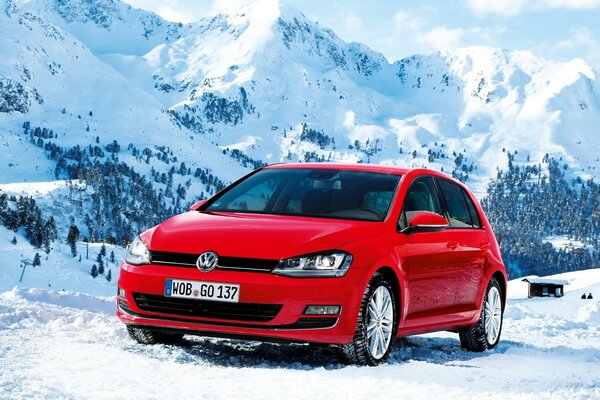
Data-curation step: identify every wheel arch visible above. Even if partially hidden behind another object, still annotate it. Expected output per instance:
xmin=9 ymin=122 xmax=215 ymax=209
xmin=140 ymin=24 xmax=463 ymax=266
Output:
xmin=491 ymin=270 xmax=507 ymax=309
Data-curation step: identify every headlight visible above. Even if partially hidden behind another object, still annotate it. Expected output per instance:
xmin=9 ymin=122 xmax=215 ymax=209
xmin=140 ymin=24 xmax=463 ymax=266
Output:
xmin=273 ymin=251 xmax=352 ymax=277
xmin=125 ymin=236 xmax=150 ymax=265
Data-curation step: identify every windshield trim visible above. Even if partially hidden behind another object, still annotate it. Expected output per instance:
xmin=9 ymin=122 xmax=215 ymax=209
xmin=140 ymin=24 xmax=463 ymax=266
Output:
xmin=203 ymin=209 xmax=389 ymax=223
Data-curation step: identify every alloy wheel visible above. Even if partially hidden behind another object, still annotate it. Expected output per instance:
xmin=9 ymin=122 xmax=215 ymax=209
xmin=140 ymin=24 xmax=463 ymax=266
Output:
xmin=366 ymin=285 xmax=394 ymax=359
xmin=484 ymin=286 xmax=502 ymax=344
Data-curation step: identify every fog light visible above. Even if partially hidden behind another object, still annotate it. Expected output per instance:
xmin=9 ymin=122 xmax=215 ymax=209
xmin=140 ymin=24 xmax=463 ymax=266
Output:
xmin=118 ymin=288 xmax=126 ymax=298
xmin=304 ymin=305 xmax=341 ymax=315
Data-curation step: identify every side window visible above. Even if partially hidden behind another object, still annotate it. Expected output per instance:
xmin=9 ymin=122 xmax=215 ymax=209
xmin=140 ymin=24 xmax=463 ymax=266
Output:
xmin=463 ymin=191 xmax=482 ymax=228
xmin=437 ymin=179 xmax=475 ymax=228
xmin=398 ymin=177 xmax=443 ymax=230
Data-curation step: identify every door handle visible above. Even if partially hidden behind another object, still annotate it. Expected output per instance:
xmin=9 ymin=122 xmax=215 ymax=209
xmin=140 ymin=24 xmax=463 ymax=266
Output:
xmin=447 ymin=241 xmax=459 ymax=250
xmin=480 ymin=242 xmax=490 ymax=251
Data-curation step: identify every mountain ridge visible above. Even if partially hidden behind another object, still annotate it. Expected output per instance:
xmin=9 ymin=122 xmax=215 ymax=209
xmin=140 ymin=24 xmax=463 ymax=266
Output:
xmin=1 ymin=0 xmax=600 ymax=278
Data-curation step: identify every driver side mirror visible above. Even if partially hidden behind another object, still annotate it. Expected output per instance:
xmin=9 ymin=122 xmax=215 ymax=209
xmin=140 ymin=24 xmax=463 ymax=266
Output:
xmin=189 ymin=199 xmax=207 ymax=211
xmin=401 ymin=211 xmax=448 ymax=235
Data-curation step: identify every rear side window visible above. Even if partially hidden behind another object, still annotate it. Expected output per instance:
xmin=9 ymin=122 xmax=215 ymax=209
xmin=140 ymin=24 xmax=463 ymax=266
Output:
xmin=464 ymin=192 xmax=481 ymax=228
xmin=437 ymin=179 xmax=480 ymax=228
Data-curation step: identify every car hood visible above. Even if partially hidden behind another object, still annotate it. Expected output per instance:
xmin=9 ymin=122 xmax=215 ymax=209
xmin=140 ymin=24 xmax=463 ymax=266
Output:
xmin=145 ymin=211 xmax=384 ymax=259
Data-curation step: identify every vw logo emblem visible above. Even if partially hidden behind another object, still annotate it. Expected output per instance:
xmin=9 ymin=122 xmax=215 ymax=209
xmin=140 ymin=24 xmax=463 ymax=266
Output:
xmin=196 ymin=251 xmax=218 ymax=272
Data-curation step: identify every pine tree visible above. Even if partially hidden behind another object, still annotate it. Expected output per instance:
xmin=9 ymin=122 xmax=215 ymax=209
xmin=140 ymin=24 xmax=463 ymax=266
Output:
xmin=91 ymin=264 xmax=98 ymax=278
xmin=109 ymin=250 xmax=115 ymax=264
xmin=100 ymin=244 xmax=106 ymax=257
xmin=106 ymin=269 xmax=112 ymax=282
xmin=42 ymin=217 xmax=55 ymax=253
xmin=44 ymin=216 xmax=57 ymax=242
xmin=98 ymin=258 xmax=104 ymax=275
xmin=32 ymin=252 xmax=41 ymax=267
xmin=11 ymin=236 xmax=17 ymax=245
xmin=67 ymin=224 xmax=80 ymax=257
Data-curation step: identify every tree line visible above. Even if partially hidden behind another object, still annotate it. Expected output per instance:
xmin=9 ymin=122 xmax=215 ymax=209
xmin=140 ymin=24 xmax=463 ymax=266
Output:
xmin=0 ymin=192 xmax=57 ymax=252
xmin=481 ymin=154 xmax=600 ymax=277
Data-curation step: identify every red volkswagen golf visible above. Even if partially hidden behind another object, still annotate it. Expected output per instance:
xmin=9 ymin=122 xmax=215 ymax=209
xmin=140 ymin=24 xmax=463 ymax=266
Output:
xmin=117 ymin=163 xmax=507 ymax=365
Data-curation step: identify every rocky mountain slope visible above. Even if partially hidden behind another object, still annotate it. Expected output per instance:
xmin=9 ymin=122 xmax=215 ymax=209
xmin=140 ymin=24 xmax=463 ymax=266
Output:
xmin=1 ymin=0 xmax=599 ymax=276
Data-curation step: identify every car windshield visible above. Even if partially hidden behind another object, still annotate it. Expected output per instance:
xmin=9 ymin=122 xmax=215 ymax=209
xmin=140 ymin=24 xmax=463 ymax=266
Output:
xmin=205 ymin=168 xmax=401 ymax=222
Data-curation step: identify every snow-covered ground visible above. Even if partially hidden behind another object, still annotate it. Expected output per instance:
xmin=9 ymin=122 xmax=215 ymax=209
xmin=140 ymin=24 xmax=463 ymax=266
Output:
xmin=1 ymin=266 xmax=599 ymax=399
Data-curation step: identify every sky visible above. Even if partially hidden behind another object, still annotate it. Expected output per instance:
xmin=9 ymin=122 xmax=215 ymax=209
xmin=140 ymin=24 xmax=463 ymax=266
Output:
xmin=122 ymin=0 xmax=600 ymax=70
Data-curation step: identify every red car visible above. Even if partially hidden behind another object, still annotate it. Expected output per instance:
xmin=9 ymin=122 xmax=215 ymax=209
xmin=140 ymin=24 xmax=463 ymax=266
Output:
xmin=117 ymin=163 xmax=507 ymax=365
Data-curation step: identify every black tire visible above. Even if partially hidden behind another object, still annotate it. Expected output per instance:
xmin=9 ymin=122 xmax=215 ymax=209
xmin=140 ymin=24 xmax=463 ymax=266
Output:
xmin=340 ymin=272 xmax=398 ymax=366
xmin=127 ymin=325 xmax=184 ymax=345
xmin=459 ymin=277 xmax=503 ymax=352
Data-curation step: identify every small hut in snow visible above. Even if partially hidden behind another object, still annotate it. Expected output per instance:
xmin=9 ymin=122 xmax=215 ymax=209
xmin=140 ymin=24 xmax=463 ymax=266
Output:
xmin=521 ymin=277 xmax=569 ymax=298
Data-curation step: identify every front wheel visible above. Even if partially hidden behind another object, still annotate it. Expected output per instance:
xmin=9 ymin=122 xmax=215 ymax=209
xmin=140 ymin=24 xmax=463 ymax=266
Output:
xmin=459 ymin=277 xmax=504 ymax=352
xmin=340 ymin=273 xmax=397 ymax=365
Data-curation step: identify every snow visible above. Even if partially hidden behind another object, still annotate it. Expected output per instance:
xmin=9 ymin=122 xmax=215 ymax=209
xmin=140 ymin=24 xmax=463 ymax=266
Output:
xmin=544 ymin=235 xmax=590 ymax=252
xmin=1 ymin=262 xmax=599 ymax=399
xmin=0 ymin=180 xmax=74 ymax=196
xmin=0 ymin=226 xmax=122 ymax=296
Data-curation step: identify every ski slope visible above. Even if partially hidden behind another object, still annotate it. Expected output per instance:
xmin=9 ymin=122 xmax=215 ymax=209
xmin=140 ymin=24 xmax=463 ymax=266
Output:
xmin=0 ymin=268 xmax=599 ymax=399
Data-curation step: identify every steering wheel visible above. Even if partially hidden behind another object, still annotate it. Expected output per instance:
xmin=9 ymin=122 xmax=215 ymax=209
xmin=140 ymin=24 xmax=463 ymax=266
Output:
xmin=356 ymin=207 xmax=383 ymax=218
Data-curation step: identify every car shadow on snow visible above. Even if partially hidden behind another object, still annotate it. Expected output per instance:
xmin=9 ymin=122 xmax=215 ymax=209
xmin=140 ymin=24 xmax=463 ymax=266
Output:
xmin=124 ymin=333 xmax=512 ymax=369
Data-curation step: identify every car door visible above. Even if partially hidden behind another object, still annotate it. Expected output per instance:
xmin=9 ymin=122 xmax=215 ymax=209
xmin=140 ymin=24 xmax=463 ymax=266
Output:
xmin=394 ymin=176 xmax=460 ymax=325
xmin=435 ymin=178 xmax=487 ymax=312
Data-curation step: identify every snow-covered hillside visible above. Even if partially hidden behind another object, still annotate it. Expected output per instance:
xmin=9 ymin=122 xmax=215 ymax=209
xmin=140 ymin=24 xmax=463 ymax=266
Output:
xmin=1 ymin=0 xmax=600 ymax=289
xmin=1 ymin=269 xmax=599 ymax=399
xmin=0 ymin=223 xmax=122 ymax=295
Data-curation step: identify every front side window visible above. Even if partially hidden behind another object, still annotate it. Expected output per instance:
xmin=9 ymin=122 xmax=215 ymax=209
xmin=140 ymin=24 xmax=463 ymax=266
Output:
xmin=206 ymin=168 xmax=401 ymax=222
xmin=398 ymin=177 xmax=443 ymax=230
xmin=437 ymin=179 xmax=477 ymax=228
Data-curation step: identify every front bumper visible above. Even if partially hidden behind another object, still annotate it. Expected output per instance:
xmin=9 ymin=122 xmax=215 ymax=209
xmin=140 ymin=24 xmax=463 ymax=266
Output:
xmin=116 ymin=261 xmax=365 ymax=344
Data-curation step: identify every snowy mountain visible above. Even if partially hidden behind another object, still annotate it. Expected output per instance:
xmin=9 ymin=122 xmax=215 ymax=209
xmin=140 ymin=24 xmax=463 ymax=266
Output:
xmin=3 ymin=0 xmax=600 ymax=188
xmin=1 ymin=0 xmax=599 ymax=280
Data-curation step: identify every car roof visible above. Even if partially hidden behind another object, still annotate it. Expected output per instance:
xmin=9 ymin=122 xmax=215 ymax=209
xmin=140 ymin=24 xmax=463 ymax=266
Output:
xmin=263 ymin=163 xmax=471 ymax=190
xmin=264 ymin=162 xmax=411 ymax=176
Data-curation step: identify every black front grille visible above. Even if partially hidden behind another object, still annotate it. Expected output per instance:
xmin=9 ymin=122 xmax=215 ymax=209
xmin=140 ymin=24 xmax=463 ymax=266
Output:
xmin=132 ymin=293 xmax=282 ymax=322
xmin=150 ymin=251 xmax=278 ymax=273
xmin=150 ymin=251 xmax=197 ymax=266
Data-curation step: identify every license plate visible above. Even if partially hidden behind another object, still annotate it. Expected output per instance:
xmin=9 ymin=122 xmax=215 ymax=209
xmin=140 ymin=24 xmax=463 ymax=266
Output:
xmin=164 ymin=279 xmax=240 ymax=303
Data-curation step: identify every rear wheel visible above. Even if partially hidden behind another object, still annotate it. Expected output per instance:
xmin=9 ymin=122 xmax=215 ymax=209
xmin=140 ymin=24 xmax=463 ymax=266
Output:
xmin=459 ymin=278 xmax=503 ymax=352
xmin=127 ymin=326 xmax=184 ymax=345
xmin=340 ymin=273 xmax=397 ymax=365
